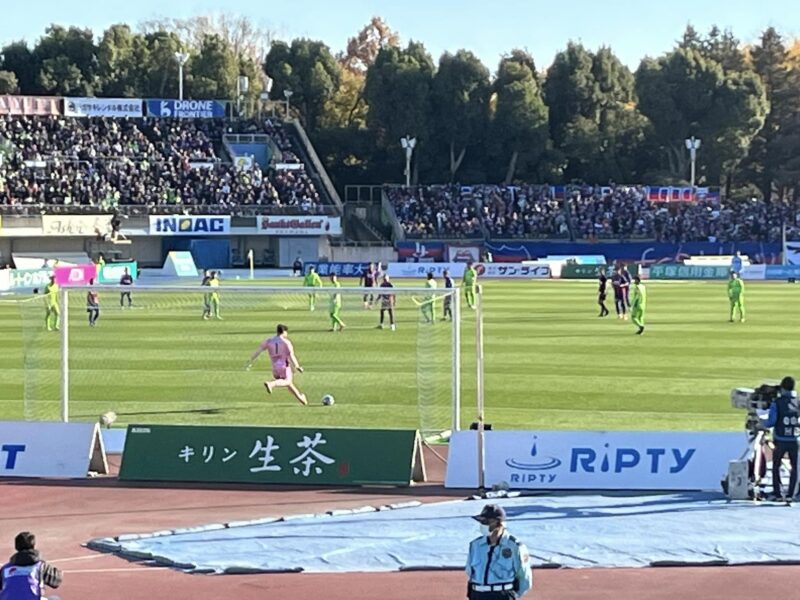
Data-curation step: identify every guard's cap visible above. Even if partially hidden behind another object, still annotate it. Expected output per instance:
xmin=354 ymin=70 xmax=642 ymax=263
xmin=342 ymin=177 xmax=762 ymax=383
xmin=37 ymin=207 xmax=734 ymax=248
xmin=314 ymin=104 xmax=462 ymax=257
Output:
xmin=472 ymin=504 xmax=506 ymax=523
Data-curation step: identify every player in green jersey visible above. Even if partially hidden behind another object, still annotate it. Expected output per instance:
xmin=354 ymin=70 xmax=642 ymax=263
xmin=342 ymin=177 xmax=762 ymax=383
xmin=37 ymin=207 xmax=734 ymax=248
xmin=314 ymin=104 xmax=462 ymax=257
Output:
xmin=727 ymin=271 xmax=745 ymax=323
xmin=303 ymin=266 xmax=323 ymax=311
xmin=630 ymin=275 xmax=646 ymax=335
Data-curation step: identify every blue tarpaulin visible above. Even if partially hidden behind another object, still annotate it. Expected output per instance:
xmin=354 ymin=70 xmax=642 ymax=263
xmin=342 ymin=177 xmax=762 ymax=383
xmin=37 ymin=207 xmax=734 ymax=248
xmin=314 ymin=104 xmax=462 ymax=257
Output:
xmin=88 ymin=493 xmax=800 ymax=574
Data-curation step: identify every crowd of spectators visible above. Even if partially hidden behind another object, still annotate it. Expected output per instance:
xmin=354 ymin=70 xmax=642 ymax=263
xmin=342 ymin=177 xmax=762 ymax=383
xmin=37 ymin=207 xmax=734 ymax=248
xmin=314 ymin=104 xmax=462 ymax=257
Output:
xmin=391 ymin=183 xmax=799 ymax=242
xmin=0 ymin=115 xmax=325 ymax=214
xmin=387 ymin=184 xmax=569 ymax=239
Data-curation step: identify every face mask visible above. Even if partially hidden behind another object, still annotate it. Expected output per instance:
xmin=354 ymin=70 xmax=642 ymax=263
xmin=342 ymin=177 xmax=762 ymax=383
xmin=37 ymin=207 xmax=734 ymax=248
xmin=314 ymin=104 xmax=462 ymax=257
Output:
xmin=480 ymin=524 xmax=492 ymax=536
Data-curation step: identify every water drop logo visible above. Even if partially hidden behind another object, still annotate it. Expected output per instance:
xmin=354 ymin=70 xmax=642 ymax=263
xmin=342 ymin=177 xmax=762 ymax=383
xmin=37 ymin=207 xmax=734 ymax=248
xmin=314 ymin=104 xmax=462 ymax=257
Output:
xmin=505 ymin=437 xmax=562 ymax=471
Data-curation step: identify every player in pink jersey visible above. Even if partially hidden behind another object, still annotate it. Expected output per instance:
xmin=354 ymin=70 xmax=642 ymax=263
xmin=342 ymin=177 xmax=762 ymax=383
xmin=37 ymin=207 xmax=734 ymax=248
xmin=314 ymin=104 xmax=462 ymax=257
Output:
xmin=246 ymin=324 xmax=307 ymax=405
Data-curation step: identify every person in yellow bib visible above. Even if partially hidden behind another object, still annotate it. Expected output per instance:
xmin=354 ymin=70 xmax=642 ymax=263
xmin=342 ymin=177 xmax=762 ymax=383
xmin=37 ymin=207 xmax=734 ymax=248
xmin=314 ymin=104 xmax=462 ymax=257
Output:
xmin=463 ymin=261 xmax=478 ymax=309
xmin=303 ymin=266 xmax=323 ymax=311
xmin=630 ymin=275 xmax=647 ymax=335
xmin=329 ymin=273 xmax=346 ymax=332
xmin=208 ymin=271 xmax=222 ymax=320
xmin=43 ymin=275 xmax=60 ymax=332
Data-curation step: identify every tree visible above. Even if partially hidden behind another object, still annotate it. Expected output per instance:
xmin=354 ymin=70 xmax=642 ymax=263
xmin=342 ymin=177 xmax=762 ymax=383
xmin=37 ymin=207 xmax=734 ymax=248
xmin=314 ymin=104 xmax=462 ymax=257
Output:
xmin=33 ymin=25 xmax=98 ymax=95
xmin=140 ymin=14 xmax=272 ymax=64
xmin=264 ymin=39 xmax=341 ymax=132
xmin=745 ymin=28 xmax=800 ymax=199
xmin=544 ymin=44 xmax=647 ymax=181
xmin=187 ymin=34 xmax=239 ymax=99
xmin=1 ymin=41 xmax=37 ymax=93
xmin=491 ymin=50 xmax=550 ymax=183
xmin=364 ymin=41 xmax=435 ymax=182
xmin=96 ymin=24 xmax=149 ymax=97
xmin=341 ymin=16 xmax=400 ymax=74
xmin=431 ymin=50 xmax=491 ymax=180
xmin=0 ymin=70 xmax=19 ymax=94
xmin=636 ymin=47 xmax=767 ymax=189
xmin=141 ymin=30 xmax=185 ymax=98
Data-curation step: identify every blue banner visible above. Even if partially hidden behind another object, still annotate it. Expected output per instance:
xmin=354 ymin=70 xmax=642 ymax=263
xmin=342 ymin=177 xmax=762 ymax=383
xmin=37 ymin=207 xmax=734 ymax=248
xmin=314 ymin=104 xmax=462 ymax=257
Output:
xmin=765 ymin=265 xmax=800 ymax=280
xmin=395 ymin=241 xmax=446 ymax=262
xmin=146 ymin=99 xmax=226 ymax=119
xmin=306 ymin=262 xmax=371 ymax=277
xmin=149 ymin=215 xmax=231 ymax=236
xmin=484 ymin=241 xmax=782 ymax=264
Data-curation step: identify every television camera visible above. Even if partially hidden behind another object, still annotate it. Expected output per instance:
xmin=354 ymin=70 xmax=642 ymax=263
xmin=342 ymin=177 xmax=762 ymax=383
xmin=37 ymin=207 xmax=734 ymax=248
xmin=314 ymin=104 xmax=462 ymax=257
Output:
xmin=724 ymin=382 xmax=786 ymax=500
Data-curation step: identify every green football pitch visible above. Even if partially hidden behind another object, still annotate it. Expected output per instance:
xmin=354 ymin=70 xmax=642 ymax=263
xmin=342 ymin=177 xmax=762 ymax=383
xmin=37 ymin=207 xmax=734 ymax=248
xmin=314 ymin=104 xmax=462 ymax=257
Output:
xmin=0 ymin=279 xmax=795 ymax=432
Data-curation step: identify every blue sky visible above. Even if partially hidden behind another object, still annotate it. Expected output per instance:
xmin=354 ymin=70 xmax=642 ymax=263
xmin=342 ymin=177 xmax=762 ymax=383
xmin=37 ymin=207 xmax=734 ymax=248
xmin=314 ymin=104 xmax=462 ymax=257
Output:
xmin=1 ymin=0 xmax=798 ymax=69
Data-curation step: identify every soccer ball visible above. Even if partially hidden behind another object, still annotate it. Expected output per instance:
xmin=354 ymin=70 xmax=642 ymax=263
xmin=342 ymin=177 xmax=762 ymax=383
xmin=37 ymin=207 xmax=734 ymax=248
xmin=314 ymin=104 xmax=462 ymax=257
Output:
xmin=322 ymin=394 xmax=335 ymax=406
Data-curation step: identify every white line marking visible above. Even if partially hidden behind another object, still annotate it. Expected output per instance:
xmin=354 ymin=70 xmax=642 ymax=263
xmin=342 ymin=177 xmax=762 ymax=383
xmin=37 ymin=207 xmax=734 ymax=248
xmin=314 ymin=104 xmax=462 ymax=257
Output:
xmin=50 ymin=555 xmax=109 ymax=563
xmin=63 ymin=567 xmax=171 ymax=574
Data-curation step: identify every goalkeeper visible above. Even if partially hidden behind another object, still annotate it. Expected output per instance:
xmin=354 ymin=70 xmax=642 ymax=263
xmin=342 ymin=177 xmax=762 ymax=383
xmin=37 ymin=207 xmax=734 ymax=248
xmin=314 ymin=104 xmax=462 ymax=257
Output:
xmin=728 ymin=271 xmax=745 ymax=323
xmin=43 ymin=275 xmax=60 ymax=332
xmin=303 ymin=265 xmax=323 ymax=311
xmin=630 ymin=275 xmax=646 ymax=335
xmin=463 ymin=261 xmax=478 ymax=309
xmin=329 ymin=273 xmax=346 ymax=332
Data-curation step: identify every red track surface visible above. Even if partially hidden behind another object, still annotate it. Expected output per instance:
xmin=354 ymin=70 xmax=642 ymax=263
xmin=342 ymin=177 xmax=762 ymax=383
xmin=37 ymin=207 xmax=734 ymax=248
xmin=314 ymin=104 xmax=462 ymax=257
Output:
xmin=0 ymin=449 xmax=795 ymax=600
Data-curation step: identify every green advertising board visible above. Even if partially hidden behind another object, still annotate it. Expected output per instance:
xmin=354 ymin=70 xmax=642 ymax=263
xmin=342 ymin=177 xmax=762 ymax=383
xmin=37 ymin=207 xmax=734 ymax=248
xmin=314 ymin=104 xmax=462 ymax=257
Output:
xmin=119 ymin=424 xmax=426 ymax=486
xmin=98 ymin=261 xmax=137 ymax=284
xmin=561 ymin=264 xmax=640 ymax=279
xmin=649 ymin=264 xmax=730 ymax=280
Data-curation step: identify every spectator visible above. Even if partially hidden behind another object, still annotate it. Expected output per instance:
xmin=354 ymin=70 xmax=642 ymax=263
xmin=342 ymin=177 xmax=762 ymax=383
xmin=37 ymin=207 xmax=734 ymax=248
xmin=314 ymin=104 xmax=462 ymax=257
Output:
xmin=0 ymin=531 xmax=62 ymax=599
xmin=0 ymin=115 xmax=326 ymax=216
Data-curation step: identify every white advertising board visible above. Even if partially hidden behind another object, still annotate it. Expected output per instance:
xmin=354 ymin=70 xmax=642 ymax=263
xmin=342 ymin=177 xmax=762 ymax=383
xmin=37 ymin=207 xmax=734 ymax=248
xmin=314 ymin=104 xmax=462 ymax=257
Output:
xmin=446 ymin=430 xmax=744 ymax=491
xmin=0 ymin=421 xmax=107 ymax=478
xmin=385 ymin=262 xmax=550 ymax=279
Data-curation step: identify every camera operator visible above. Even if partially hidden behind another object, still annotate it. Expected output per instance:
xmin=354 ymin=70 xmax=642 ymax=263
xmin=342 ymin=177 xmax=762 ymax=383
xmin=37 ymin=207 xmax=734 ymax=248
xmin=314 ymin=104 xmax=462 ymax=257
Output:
xmin=764 ymin=376 xmax=800 ymax=501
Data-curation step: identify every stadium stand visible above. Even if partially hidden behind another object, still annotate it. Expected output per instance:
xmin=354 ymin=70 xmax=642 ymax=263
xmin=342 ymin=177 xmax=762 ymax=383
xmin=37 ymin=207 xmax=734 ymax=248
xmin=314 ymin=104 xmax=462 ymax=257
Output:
xmin=0 ymin=115 xmax=326 ymax=215
xmin=388 ymin=183 xmax=800 ymax=242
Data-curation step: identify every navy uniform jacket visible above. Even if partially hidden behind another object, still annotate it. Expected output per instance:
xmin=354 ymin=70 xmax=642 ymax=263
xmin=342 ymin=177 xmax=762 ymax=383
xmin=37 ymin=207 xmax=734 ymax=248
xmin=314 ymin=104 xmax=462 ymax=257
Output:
xmin=765 ymin=391 xmax=800 ymax=442
xmin=466 ymin=531 xmax=533 ymax=597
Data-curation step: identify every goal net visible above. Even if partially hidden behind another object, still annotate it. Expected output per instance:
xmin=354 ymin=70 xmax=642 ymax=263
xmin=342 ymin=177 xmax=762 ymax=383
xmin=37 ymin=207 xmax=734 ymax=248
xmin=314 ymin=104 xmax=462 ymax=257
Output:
xmin=15 ymin=283 xmax=466 ymax=436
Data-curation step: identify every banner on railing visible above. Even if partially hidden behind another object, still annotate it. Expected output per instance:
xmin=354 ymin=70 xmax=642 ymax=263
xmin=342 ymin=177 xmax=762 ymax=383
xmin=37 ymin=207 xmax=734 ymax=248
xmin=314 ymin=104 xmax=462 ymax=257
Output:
xmin=447 ymin=245 xmax=481 ymax=262
xmin=149 ymin=215 xmax=231 ymax=236
xmin=146 ymin=99 xmax=226 ymax=119
xmin=646 ymin=186 xmax=721 ymax=202
xmin=233 ymin=155 xmax=254 ymax=170
xmin=784 ymin=242 xmax=800 ymax=266
xmin=0 ymin=95 xmax=61 ymax=116
xmin=258 ymin=216 xmax=342 ymax=236
xmin=41 ymin=215 xmax=113 ymax=237
xmin=64 ymin=97 xmax=143 ymax=118
xmin=396 ymin=241 xmax=446 ymax=263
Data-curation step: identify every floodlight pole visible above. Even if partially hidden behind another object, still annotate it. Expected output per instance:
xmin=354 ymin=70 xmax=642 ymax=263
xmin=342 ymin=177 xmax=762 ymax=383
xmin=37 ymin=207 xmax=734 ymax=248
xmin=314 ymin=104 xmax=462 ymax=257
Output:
xmin=685 ymin=136 xmax=701 ymax=196
xmin=400 ymin=135 xmax=416 ymax=187
xmin=175 ymin=52 xmax=189 ymax=101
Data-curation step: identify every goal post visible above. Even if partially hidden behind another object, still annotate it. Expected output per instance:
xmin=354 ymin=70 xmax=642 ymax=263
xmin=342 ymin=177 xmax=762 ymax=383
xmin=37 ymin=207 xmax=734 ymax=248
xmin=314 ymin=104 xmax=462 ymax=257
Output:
xmin=14 ymin=283 xmax=472 ymax=435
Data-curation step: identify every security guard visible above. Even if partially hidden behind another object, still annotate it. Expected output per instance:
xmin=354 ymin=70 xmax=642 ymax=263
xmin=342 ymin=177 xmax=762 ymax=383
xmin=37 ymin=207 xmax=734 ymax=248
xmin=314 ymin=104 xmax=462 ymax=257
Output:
xmin=466 ymin=504 xmax=533 ymax=599
xmin=764 ymin=376 xmax=800 ymax=501
xmin=0 ymin=531 xmax=62 ymax=600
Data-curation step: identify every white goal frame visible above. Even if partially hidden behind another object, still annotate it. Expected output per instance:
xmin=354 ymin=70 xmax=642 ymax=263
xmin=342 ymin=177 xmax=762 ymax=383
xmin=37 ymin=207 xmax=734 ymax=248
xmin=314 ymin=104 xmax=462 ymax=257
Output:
xmin=56 ymin=284 xmax=472 ymax=434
